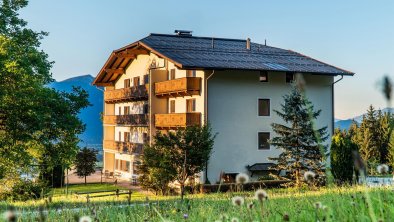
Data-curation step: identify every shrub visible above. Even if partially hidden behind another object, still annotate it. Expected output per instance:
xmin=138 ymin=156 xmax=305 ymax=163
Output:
xmin=331 ymin=130 xmax=357 ymax=184
xmin=0 ymin=179 xmax=49 ymax=201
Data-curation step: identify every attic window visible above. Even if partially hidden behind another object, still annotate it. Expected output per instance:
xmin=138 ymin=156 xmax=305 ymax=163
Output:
xmin=286 ymin=72 xmax=294 ymax=83
xmin=259 ymin=71 xmax=268 ymax=82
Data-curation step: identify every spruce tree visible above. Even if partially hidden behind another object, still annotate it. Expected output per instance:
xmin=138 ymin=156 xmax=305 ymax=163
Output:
xmin=387 ymin=130 xmax=394 ymax=168
xmin=331 ymin=129 xmax=357 ymax=184
xmin=269 ymin=85 xmax=328 ymax=187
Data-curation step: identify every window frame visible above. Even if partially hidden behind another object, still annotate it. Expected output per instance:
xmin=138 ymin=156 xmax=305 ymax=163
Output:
xmin=186 ymin=98 xmax=196 ymax=112
xmin=186 ymin=70 xmax=196 ymax=77
xmin=169 ymin=69 xmax=176 ymax=80
xmin=133 ymin=76 xmax=140 ymax=87
xmin=170 ymin=100 xmax=176 ymax=113
xmin=258 ymin=98 xmax=270 ymax=117
xmin=258 ymin=132 xmax=271 ymax=150
xmin=124 ymin=79 xmax=131 ymax=88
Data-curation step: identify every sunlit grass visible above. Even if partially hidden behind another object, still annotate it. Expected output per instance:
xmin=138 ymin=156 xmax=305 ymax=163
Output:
xmin=2 ymin=185 xmax=394 ymax=221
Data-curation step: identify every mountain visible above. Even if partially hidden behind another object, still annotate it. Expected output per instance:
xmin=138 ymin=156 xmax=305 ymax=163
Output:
xmin=335 ymin=107 xmax=394 ymax=130
xmin=49 ymin=75 xmax=103 ymax=147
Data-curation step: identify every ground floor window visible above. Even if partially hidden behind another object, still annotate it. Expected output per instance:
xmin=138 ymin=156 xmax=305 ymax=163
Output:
xmin=115 ymin=159 xmax=130 ymax=172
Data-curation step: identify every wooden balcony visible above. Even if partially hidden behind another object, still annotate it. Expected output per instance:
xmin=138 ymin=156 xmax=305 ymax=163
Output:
xmin=155 ymin=77 xmax=201 ymax=97
xmin=155 ymin=113 xmax=201 ymax=129
xmin=104 ymin=84 xmax=148 ymax=103
xmin=103 ymin=114 xmax=148 ymax=126
xmin=103 ymin=140 xmax=144 ymax=155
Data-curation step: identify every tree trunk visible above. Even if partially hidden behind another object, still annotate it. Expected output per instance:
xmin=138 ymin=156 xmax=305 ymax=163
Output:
xmin=180 ymin=183 xmax=185 ymax=200
xmin=85 ymin=175 xmax=87 ymax=185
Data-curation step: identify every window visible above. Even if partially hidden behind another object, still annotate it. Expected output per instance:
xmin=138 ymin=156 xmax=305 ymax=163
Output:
xmin=133 ymin=76 xmax=140 ymax=87
xmin=143 ymin=74 xmax=149 ymax=84
xmin=169 ymin=69 xmax=176 ymax=80
xmin=258 ymin=99 xmax=270 ymax=116
xmin=143 ymin=133 xmax=148 ymax=143
xmin=143 ymin=104 xmax=149 ymax=114
xmin=118 ymin=107 xmax=122 ymax=115
xmin=186 ymin=99 xmax=196 ymax=112
xmin=118 ymin=131 xmax=122 ymax=141
xmin=124 ymin=106 xmax=130 ymax=115
xmin=186 ymin=70 xmax=196 ymax=77
xmin=124 ymin=132 xmax=130 ymax=142
xmin=170 ymin=100 xmax=175 ymax=113
xmin=286 ymin=72 xmax=294 ymax=83
xmin=258 ymin=132 xmax=270 ymax=150
xmin=124 ymin=79 xmax=130 ymax=88
xmin=259 ymin=71 xmax=268 ymax=82
xmin=115 ymin=159 xmax=119 ymax=170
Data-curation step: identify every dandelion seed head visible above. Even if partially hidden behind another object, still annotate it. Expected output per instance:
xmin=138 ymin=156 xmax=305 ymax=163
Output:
xmin=377 ymin=164 xmax=389 ymax=174
xmin=247 ymin=202 xmax=254 ymax=209
xmin=231 ymin=196 xmax=244 ymax=206
xmin=283 ymin=213 xmax=290 ymax=221
xmin=3 ymin=210 xmax=16 ymax=222
xmin=235 ymin=173 xmax=249 ymax=184
xmin=79 ymin=216 xmax=92 ymax=222
xmin=304 ymin=171 xmax=316 ymax=182
xmin=314 ymin=202 xmax=322 ymax=209
xmin=254 ymin=189 xmax=268 ymax=201
xmin=231 ymin=217 xmax=240 ymax=222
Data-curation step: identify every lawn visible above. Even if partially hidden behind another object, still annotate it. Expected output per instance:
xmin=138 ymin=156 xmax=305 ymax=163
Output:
xmin=2 ymin=184 xmax=394 ymax=221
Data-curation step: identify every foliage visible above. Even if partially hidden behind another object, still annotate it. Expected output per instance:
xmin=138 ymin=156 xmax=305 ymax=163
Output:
xmin=74 ymin=147 xmax=98 ymax=185
xmin=330 ymin=129 xmax=357 ymax=184
xmin=0 ymin=179 xmax=49 ymax=201
xmin=387 ymin=130 xmax=394 ymax=169
xmin=350 ymin=105 xmax=393 ymax=174
xmin=269 ymin=84 xmax=328 ymax=187
xmin=0 ymin=0 xmax=90 ymax=189
xmin=139 ymin=124 xmax=216 ymax=197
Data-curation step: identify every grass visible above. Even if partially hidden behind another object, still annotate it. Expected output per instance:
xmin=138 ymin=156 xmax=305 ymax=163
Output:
xmin=2 ymin=184 xmax=394 ymax=221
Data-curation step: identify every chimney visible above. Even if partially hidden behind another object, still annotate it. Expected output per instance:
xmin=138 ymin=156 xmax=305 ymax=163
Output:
xmin=246 ymin=38 xmax=251 ymax=50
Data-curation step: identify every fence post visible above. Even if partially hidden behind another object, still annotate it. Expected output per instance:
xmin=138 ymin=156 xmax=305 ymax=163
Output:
xmin=87 ymin=194 xmax=90 ymax=204
xmin=128 ymin=190 xmax=132 ymax=205
xmin=116 ymin=189 xmax=119 ymax=198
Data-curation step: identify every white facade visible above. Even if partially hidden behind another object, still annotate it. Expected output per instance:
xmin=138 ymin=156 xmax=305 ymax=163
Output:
xmin=206 ymin=70 xmax=333 ymax=183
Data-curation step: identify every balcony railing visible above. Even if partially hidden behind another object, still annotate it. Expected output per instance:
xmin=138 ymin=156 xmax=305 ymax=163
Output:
xmin=155 ymin=77 xmax=201 ymax=97
xmin=103 ymin=140 xmax=144 ymax=155
xmin=104 ymin=84 xmax=148 ymax=103
xmin=103 ymin=114 xmax=148 ymax=126
xmin=155 ymin=113 xmax=201 ymax=128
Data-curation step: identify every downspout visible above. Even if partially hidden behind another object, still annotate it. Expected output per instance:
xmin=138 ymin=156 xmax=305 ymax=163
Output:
xmin=331 ymin=75 xmax=343 ymax=135
xmin=204 ymin=70 xmax=215 ymax=184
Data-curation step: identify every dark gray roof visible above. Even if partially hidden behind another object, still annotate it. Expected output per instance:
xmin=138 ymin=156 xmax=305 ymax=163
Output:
xmin=140 ymin=33 xmax=353 ymax=75
xmin=247 ymin=163 xmax=275 ymax=171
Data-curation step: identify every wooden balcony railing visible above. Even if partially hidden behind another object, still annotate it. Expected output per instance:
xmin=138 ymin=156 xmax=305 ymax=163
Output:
xmin=103 ymin=140 xmax=144 ymax=155
xmin=155 ymin=113 xmax=201 ymax=128
xmin=104 ymin=84 xmax=148 ymax=103
xmin=155 ymin=77 xmax=201 ymax=97
xmin=103 ymin=114 xmax=148 ymax=126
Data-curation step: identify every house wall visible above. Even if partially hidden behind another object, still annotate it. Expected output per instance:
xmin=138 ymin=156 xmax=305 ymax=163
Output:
xmin=206 ymin=70 xmax=333 ymax=183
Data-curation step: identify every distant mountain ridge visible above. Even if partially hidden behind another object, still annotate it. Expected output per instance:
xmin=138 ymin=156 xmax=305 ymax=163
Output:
xmin=48 ymin=75 xmax=103 ymax=147
xmin=335 ymin=107 xmax=394 ymax=130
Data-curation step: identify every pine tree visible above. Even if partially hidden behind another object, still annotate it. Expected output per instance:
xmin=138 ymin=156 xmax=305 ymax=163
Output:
xmin=377 ymin=111 xmax=391 ymax=163
xmin=331 ymin=130 xmax=357 ymax=184
xmin=269 ymin=85 xmax=328 ymax=187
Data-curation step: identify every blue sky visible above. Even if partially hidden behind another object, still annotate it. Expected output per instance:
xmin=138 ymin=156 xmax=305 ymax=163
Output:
xmin=19 ymin=0 xmax=394 ymax=119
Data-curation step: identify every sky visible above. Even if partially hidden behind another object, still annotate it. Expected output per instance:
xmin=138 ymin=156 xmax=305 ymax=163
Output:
xmin=19 ymin=0 xmax=394 ymax=119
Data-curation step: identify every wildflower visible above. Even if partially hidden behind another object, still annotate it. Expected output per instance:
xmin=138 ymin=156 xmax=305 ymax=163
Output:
xmin=183 ymin=214 xmax=188 ymax=219
xmin=247 ymin=202 xmax=254 ymax=209
xmin=236 ymin=173 xmax=249 ymax=184
xmin=254 ymin=189 xmax=268 ymax=201
xmin=79 ymin=216 xmax=92 ymax=222
xmin=304 ymin=171 xmax=316 ymax=182
xmin=377 ymin=164 xmax=389 ymax=174
xmin=322 ymin=205 xmax=328 ymax=211
xmin=283 ymin=213 xmax=290 ymax=221
xmin=231 ymin=196 xmax=244 ymax=206
xmin=3 ymin=209 xmax=16 ymax=222
xmin=314 ymin=202 xmax=322 ymax=209
xmin=231 ymin=217 xmax=240 ymax=222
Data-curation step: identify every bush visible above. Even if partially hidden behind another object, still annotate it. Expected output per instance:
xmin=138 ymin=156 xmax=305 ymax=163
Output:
xmin=0 ymin=180 xmax=49 ymax=201
xmin=331 ymin=130 xmax=357 ymax=184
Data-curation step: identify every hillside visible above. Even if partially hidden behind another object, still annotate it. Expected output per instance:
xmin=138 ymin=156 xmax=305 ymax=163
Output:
xmin=49 ymin=75 xmax=102 ymax=147
xmin=335 ymin=107 xmax=394 ymax=130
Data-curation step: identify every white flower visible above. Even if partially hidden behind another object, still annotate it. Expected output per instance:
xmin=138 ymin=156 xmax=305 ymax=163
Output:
xmin=235 ymin=173 xmax=249 ymax=184
xmin=231 ymin=196 xmax=244 ymax=206
xmin=254 ymin=189 xmax=268 ymax=201
xmin=377 ymin=164 xmax=389 ymax=174
xmin=79 ymin=216 xmax=92 ymax=222
xmin=304 ymin=171 xmax=316 ymax=182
